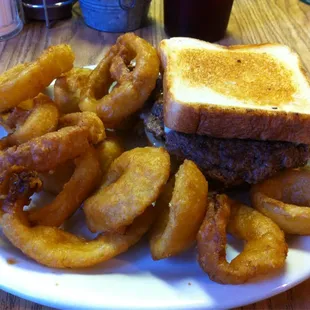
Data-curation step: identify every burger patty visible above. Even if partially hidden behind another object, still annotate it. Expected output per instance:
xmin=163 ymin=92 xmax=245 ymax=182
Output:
xmin=143 ymin=102 xmax=310 ymax=186
xmin=142 ymin=96 xmax=165 ymax=140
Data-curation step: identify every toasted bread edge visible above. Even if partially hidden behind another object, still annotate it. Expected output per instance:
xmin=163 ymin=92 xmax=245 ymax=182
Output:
xmin=164 ymin=95 xmax=310 ymax=144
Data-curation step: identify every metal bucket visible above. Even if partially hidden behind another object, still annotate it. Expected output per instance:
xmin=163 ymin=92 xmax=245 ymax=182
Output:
xmin=79 ymin=0 xmax=152 ymax=32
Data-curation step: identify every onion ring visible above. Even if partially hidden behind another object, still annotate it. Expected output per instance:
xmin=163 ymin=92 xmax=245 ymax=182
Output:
xmin=79 ymin=33 xmax=160 ymax=128
xmin=0 ymin=126 xmax=90 ymax=173
xmin=79 ymin=47 xmax=116 ymax=114
xmin=59 ymin=111 xmax=106 ymax=145
xmin=150 ymin=160 xmax=208 ymax=260
xmin=96 ymin=134 xmax=123 ymax=174
xmin=0 ymin=94 xmax=59 ymax=148
xmin=28 ymin=147 xmax=102 ymax=227
xmin=2 ymin=207 xmax=155 ymax=268
xmin=251 ymin=168 xmax=310 ymax=235
xmin=0 ymin=44 xmax=74 ymax=112
xmin=54 ymin=68 xmax=92 ymax=114
xmin=197 ymin=194 xmax=288 ymax=284
xmin=84 ymin=147 xmax=170 ymax=233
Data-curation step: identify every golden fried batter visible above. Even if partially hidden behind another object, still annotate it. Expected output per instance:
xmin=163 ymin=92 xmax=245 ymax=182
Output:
xmin=84 ymin=147 xmax=170 ymax=233
xmin=150 ymin=160 xmax=208 ymax=260
xmin=197 ymin=194 xmax=288 ymax=284
xmin=0 ymin=45 xmax=74 ymax=112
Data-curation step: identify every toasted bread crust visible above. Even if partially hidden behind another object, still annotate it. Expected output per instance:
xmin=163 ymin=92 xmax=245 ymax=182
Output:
xmin=160 ymin=39 xmax=310 ymax=144
xmin=164 ymin=96 xmax=310 ymax=144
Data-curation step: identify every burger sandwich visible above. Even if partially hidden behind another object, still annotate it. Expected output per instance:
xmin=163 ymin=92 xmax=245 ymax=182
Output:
xmin=143 ymin=38 xmax=310 ymax=187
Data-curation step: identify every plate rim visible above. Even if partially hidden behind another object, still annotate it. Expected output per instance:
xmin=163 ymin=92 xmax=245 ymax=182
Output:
xmin=1 ymin=268 xmax=310 ymax=310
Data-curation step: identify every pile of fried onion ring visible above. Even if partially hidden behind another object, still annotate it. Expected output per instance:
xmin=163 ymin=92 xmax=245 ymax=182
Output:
xmin=0 ymin=36 xmax=164 ymax=270
xmin=251 ymin=168 xmax=310 ymax=235
xmin=0 ymin=166 xmax=156 ymax=268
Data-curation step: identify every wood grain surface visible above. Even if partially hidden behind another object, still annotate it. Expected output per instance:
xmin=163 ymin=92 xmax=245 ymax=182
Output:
xmin=1 ymin=0 xmax=310 ymax=309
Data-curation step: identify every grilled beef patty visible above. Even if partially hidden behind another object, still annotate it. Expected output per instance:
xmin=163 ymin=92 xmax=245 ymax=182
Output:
xmin=143 ymin=101 xmax=310 ymax=186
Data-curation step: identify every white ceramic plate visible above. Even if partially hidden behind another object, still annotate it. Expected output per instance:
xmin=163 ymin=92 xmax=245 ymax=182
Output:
xmin=1 ymin=82 xmax=310 ymax=310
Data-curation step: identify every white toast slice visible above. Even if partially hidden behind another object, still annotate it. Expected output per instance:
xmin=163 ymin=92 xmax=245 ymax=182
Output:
xmin=159 ymin=37 xmax=310 ymax=144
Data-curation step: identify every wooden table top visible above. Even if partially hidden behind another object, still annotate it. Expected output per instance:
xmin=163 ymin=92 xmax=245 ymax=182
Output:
xmin=1 ymin=0 xmax=310 ymax=309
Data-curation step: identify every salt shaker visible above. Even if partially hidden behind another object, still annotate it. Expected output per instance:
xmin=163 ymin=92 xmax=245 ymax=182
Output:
xmin=0 ymin=0 xmax=24 ymax=41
